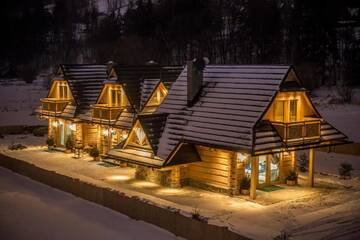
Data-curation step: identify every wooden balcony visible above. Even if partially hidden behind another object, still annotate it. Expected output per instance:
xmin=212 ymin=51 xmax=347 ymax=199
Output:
xmin=40 ymin=98 xmax=70 ymax=116
xmin=271 ymin=119 xmax=321 ymax=144
xmin=91 ymin=105 xmax=122 ymax=123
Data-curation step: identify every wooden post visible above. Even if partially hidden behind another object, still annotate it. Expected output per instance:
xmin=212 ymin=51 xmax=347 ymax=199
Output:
xmin=170 ymin=167 xmax=181 ymax=188
xmin=229 ymin=155 xmax=239 ymax=196
xmin=308 ymin=148 xmax=314 ymax=187
xmin=250 ymin=156 xmax=258 ymax=200
xmin=265 ymin=155 xmax=271 ymax=186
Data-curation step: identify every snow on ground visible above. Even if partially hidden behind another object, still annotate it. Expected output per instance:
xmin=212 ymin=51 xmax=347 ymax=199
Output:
xmin=0 ymin=167 xmax=181 ymax=240
xmin=312 ymin=86 xmax=360 ymax=142
xmin=0 ymin=78 xmax=47 ymax=126
xmin=1 ymin=138 xmax=360 ymax=240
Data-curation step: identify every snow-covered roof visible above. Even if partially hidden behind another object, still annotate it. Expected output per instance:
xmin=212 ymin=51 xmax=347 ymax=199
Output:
xmin=59 ymin=64 xmax=108 ymax=115
xmin=156 ymin=65 xmax=291 ymax=159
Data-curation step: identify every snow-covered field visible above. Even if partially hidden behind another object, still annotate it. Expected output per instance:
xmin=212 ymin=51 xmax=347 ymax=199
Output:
xmin=0 ymin=167 xmax=180 ymax=240
xmin=0 ymin=78 xmax=47 ymax=126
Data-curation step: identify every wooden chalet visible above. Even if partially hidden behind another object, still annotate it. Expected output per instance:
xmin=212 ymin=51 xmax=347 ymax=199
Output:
xmin=37 ymin=64 xmax=182 ymax=154
xmin=107 ymin=61 xmax=350 ymax=199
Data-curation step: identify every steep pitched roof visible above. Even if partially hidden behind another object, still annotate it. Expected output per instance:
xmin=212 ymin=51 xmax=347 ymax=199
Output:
xmin=111 ymin=65 xmax=183 ymax=111
xmin=59 ymin=64 xmax=108 ymax=115
xmin=138 ymin=113 xmax=168 ymax=155
xmin=156 ymin=65 xmax=292 ymax=159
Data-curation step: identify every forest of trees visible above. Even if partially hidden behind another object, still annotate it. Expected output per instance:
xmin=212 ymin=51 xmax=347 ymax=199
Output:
xmin=0 ymin=0 xmax=359 ymax=89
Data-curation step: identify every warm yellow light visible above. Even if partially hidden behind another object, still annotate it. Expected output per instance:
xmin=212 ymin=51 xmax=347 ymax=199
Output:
xmin=102 ymin=129 xmax=109 ymax=136
xmin=237 ymin=152 xmax=248 ymax=163
xmin=157 ymin=188 xmax=184 ymax=195
xmin=132 ymin=181 xmax=158 ymax=188
xmin=105 ymin=175 xmax=131 ymax=181
xmin=52 ymin=121 xmax=59 ymax=127
xmin=69 ymin=124 xmax=76 ymax=131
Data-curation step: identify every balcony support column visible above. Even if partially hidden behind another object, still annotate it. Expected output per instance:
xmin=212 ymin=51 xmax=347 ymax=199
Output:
xmin=250 ymin=156 xmax=258 ymax=200
xmin=308 ymin=147 xmax=314 ymax=187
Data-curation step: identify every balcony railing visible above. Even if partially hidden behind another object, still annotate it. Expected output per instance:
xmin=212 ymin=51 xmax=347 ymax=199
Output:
xmin=271 ymin=119 xmax=321 ymax=144
xmin=40 ymin=98 xmax=70 ymax=116
xmin=91 ymin=105 xmax=122 ymax=123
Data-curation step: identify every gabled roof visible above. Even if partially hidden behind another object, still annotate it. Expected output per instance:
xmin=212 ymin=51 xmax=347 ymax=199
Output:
xmin=156 ymin=65 xmax=292 ymax=159
xmin=111 ymin=65 xmax=183 ymax=111
xmin=137 ymin=113 xmax=168 ymax=155
xmin=156 ymin=65 xmax=350 ymax=160
xmin=59 ymin=64 xmax=108 ymax=115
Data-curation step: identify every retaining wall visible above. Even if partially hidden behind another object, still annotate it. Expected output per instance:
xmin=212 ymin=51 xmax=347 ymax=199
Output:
xmin=0 ymin=153 xmax=250 ymax=240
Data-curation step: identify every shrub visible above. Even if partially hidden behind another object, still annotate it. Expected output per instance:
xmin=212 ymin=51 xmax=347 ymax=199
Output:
xmin=339 ymin=163 xmax=354 ymax=179
xmin=286 ymin=170 xmax=298 ymax=181
xmin=46 ymin=137 xmax=55 ymax=147
xmin=8 ymin=143 xmax=27 ymax=150
xmin=65 ymin=136 xmax=74 ymax=150
xmin=240 ymin=176 xmax=251 ymax=190
xmin=298 ymin=153 xmax=308 ymax=172
xmin=33 ymin=126 xmax=47 ymax=137
xmin=89 ymin=146 xmax=100 ymax=159
xmin=191 ymin=208 xmax=207 ymax=223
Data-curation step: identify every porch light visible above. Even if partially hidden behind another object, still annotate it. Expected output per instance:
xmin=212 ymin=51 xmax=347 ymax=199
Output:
xmin=52 ymin=121 xmax=58 ymax=127
xmin=102 ymin=129 xmax=109 ymax=136
xmin=111 ymin=129 xmax=116 ymax=136
xmin=236 ymin=152 xmax=248 ymax=164
xmin=69 ymin=123 xmax=76 ymax=131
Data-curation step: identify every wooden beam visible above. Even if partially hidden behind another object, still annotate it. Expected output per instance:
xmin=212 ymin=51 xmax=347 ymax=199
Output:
xmin=308 ymin=148 xmax=314 ymax=187
xmin=265 ymin=155 xmax=271 ymax=186
xmin=250 ymin=156 xmax=258 ymax=199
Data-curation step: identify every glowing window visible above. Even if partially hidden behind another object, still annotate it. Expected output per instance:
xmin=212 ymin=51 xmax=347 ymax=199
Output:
xmin=59 ymin=85 xmax=68 ymax=99
xmin=274 ymin=100 xmax=285 ymax=122
xmin=289 ymin=100 xmax=298 ymax=122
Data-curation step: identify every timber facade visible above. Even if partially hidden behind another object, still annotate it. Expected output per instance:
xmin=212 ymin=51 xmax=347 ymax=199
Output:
xmin=37 ymin=62 xmax=349 ymax=199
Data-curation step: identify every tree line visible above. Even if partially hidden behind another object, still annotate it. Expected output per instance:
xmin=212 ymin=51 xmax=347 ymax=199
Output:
xmin=0 ymin=0 xmax=359 ymax=88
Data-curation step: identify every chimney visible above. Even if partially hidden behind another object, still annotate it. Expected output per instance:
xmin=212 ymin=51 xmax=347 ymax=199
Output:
xmin=186 ymin=58 xmax=205 ymax=106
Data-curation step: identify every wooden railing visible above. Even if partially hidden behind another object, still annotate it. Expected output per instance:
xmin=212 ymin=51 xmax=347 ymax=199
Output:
xmin=271 ymin=119 xmax=321 ymax=144
xmin=40 ymin=98 xmax=70 ymax=115
xmin=91 ymin=105 xmax=122 ymax=122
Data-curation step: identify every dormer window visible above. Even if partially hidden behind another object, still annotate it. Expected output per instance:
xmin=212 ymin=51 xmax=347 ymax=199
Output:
xmin=59 ymin=84 xmax=68 ymax=99
xmin=110 ymin=89 xmax=122 ymax=106
xmin=274 ymin=100 xmax=285 ymax=122
xmin=273 ymin=99 xmax=298 ymax=122
xmin=147 ymin=83 xmax=168 ymax=106
xmin=289 ymin=100 xmax=298 ymax=122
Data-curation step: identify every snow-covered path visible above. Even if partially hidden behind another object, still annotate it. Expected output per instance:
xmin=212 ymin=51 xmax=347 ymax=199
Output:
xmin=0 ymin=167 xmax=180 ymax=240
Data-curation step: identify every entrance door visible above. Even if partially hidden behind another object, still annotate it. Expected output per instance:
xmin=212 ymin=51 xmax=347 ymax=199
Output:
xmin=257 ymin=154 xmax=280 ymax=186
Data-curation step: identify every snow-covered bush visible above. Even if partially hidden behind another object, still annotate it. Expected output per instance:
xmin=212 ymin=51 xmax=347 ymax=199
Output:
xmin=33 ymin=126 xmax=47 ymax=137
xmin=65 ymin=136 xmax=74 ymax=150
xmin=298 ymin=153 xmax=308 ymax=172
xmin=8 ymin=143 xmax=27 ymax=150
xmin=286 ymin=170 xmax=298 ymax=181
xmin=339 ymin=163 xmax=354 ymax=179
xmin=89 ymin=146 xmax=100 ymax=160
xmin=240 ymin=176 xmax=251 ymax=190
xmin=46 ymin=137 xmax=55 ymax=150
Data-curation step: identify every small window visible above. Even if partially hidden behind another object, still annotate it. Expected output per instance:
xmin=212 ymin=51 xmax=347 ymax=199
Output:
xmin=134 ymin=127 xmax=147 ymax=146
xmin=111 ymin=89 xmax=121 ymax=106
xmin=59 ymin=85 xmax=68 ymax=99
xmin=289 ymin=100 xmax=298 ymax=122
xmin=274 ymin=100 xmax=285 ymax=122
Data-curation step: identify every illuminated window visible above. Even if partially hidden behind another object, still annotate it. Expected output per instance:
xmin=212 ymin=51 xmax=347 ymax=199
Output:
xmin=289 ymin=100 xmax=298 ymax=122
xmin=274 ymin=100 xmax=285 ymax=122
xmin=147 ymin=84 xmax=167 ymax=106
xmin=134 ymin=127 xmax=147 ymax=146
xmin=110 ymin=89 xmax=121 ymax=106
xmin=59 ymin=85 xmax=68 ymax=99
